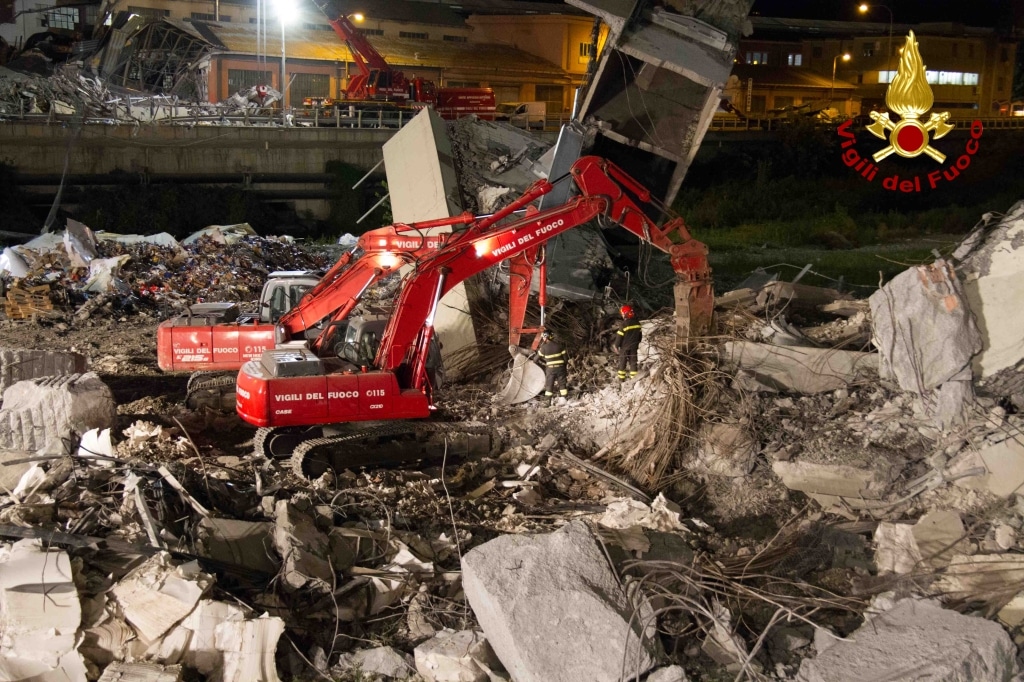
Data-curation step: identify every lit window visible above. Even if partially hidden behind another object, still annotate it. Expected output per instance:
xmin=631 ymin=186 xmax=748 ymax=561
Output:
xmin=745 ymin=51 xmax=768 ymax=65
xmin=45 ymin=6 xmax=77 ymax=29
xmin=863 ymin=43 xmax=874 ymax=57
xmin=879 ymin=70 xmax=979 ymax=86
xmin=787 ymin=53 xmax=802 ymax=66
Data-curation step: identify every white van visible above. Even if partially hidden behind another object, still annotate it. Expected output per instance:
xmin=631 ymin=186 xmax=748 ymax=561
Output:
xmin=495 ymin=101 xmax=546 ymax=130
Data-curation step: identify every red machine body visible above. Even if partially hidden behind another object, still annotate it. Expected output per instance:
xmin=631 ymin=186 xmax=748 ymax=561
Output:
xmin=236 ymin=156 xmax=713 ymax=428
xmin=157 ymin=319 xmax=277 ymax=372
xmin=313 ymin=0 xmax=495 ymax=120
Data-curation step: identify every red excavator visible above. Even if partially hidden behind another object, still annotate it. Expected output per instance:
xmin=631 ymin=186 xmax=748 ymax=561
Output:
xmin=310 ymin=0 xmax=495 ymax=119
xmin=235 ymin=156 xmax=713 ymax=475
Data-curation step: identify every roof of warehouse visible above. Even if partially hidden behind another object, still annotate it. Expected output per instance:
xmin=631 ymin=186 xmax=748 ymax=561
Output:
xmin=171 ymin=19 xmax=570 ymax=80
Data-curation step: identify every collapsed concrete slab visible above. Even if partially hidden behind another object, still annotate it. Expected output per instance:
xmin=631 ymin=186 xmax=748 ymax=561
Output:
xmin=462 ymin=520 xmax=661 ymax=682
xmin=0 ymin=372 xmax=116 ymax=453
xmin=870 ymin=260 xmax=981 ymax=391
xmin=796 ymin=599 xmax=1018 ymax=681
xmin=723 ymin=341 xmax=875 ymax=394
xmin=953 ymin=200 xmax=1024 ymax=378
xmin=0 ymin=540 xmax=88 ymax=682
xmin=382 ymin=108 xmax=478 ymax=365
xmin=568 ymin=0 xmax=754 ymax=205
xmin=0 ymin=347 xmax=86 ymax=393
xmin=273 ymin=500 xmax=333 ymax=590
xmin=870 ymin=260 xmax=981 ymax=428
xmin=772 ymin=459 xmax=895 ymax=499
xmin=413 ymin=629 xmax=502 ymax=682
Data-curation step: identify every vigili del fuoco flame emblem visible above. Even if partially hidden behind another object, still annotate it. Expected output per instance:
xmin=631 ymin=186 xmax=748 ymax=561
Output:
xmin=867 ymin=31 xmax=954 ymax=162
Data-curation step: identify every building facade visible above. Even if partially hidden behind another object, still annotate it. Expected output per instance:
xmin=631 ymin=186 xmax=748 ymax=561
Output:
xmin=735 ymin=16 xmax=1017 ymax=119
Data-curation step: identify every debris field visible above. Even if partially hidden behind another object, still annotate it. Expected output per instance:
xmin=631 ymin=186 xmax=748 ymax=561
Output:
xmin=3 ymin=203 xmax=1024 ymax=682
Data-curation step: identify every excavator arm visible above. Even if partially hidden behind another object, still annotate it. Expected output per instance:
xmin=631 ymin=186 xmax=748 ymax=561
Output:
xmin=374 ymin=155 xmax=713 ymax=391
xmin=275 ymin=216 xmax=474 ymax=346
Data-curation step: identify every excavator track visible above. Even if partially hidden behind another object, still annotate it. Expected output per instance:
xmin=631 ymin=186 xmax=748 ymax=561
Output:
xmin=284 ymin=421 xmax=496 ymax=480
xmin=185 ymin=371 xmax=237 ymax=410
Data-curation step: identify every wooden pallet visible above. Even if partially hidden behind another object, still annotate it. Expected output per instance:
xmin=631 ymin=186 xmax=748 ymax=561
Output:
xmin=4 ymin=284 xmax=55 ymax=320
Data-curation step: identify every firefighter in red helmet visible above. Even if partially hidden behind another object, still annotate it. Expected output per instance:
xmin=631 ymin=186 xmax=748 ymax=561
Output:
xmin=612 ymin=304 xmax=642 ymax=382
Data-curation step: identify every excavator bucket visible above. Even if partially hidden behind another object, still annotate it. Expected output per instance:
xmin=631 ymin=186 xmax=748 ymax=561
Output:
xmin=495 ymin=347 xmax=546 ymax=405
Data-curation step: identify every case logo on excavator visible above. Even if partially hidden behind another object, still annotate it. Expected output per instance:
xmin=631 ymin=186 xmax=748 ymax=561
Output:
xmin=490 ymin=219 xmax=565 ymax=258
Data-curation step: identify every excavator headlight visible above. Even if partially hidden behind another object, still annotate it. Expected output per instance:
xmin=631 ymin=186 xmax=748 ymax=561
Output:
xmin=275 ymin=324 xmax=286 ymax=345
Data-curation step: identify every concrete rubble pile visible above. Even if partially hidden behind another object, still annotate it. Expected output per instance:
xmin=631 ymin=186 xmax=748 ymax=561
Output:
xmin=4 ymin=157 xmax=1024 ymax=679
xmin=0 ymin=63 xmax=279 ymax=124
xmin=0 ymin=219 xmax=328 ymax=323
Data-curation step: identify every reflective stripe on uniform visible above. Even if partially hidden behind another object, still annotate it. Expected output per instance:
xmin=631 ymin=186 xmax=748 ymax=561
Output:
xmin=540 ymin=350 xmax=566 ymax=365
xmin=617 ymin=324 xmax=641 ymax=335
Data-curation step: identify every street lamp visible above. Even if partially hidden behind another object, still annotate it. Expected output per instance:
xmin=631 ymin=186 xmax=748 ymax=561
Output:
xmin=831 ymin=52 xmax=851 ymax=105
xmin=858 ymin=3 xmax=894 ymax=74
xmin=274 ymin=0 xmax=295 ymax=122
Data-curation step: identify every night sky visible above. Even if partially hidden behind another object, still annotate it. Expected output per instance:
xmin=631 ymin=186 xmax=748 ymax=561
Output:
xmin=750 ymin=0 xmax=1024 ymax=29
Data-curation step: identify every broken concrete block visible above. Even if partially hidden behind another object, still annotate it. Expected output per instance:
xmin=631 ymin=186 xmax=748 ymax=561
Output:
xmin=336 ymin=645 xmax=416 ymax=679
xmin=948 ymin=438 xmax=1024 ymax=499
xmin=0 ymin=539 xmax=88 ymax=682
xmin=870 ymin=260 xmax=981 ymax=392
xmin=723 ymin=341 xmax=875 ymax=394
xmin=795 ymin=599 xmax=1018 ymax=681
xmin=214 ymin=613 xmax=285 ymax=682
xmin=414 ymin=629 xmax=501 ymax=682
xmin=154 ymin=599 xmax=249 ymax=675
xmin=873 ymin=523 xmax=920 ymax=575
xmin=954 ymin=201 xmax=1024 ymax=378
xmin=462 ymin=520 xmax=661 ymax=682
xmin=695 ymin=421 xmax=756 ymax=477
xmin=110 ymin=554 xmax=212 ymax=644
xmin=273 ymin=500 xmax=333 ymax=590
xmin=701 ymin=600 xmax=757 ymax=672
xmin=198 ymin=517 xmax=279 ymax=575
xmin=646 ymin=666 xmax=689 ymax=682
xmin=937 ymin=554 xmax=1024 ymax=605
xmin=97 ymin=662 xmax=183 ymax=681
xmin=772 ymin=459 xmax=894 ymax=499
xmin=912 ymin=510 xmax=967 ymax=570
xmin=0 ymin=347 xmax=86 ymax=393
xmin=0 ymin=372 xmax=115 ymax=454
xmin=0 ymin=448 xmax=33 ymax=492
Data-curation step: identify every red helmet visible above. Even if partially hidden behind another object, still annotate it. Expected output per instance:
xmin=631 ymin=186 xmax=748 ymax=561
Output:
xmin=620 ymin=305 xmax=634 ymax=318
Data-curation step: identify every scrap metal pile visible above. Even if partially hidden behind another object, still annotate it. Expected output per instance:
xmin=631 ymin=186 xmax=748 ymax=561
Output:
xmin=4 ymin=202 xmax=1024 ymax=681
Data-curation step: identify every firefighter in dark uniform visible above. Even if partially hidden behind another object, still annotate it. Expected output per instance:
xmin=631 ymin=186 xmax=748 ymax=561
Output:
xmin=613 ymin=304 xmax=642 ymax=382
xmin=538 ymin=331 xmax=569 ymax=400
